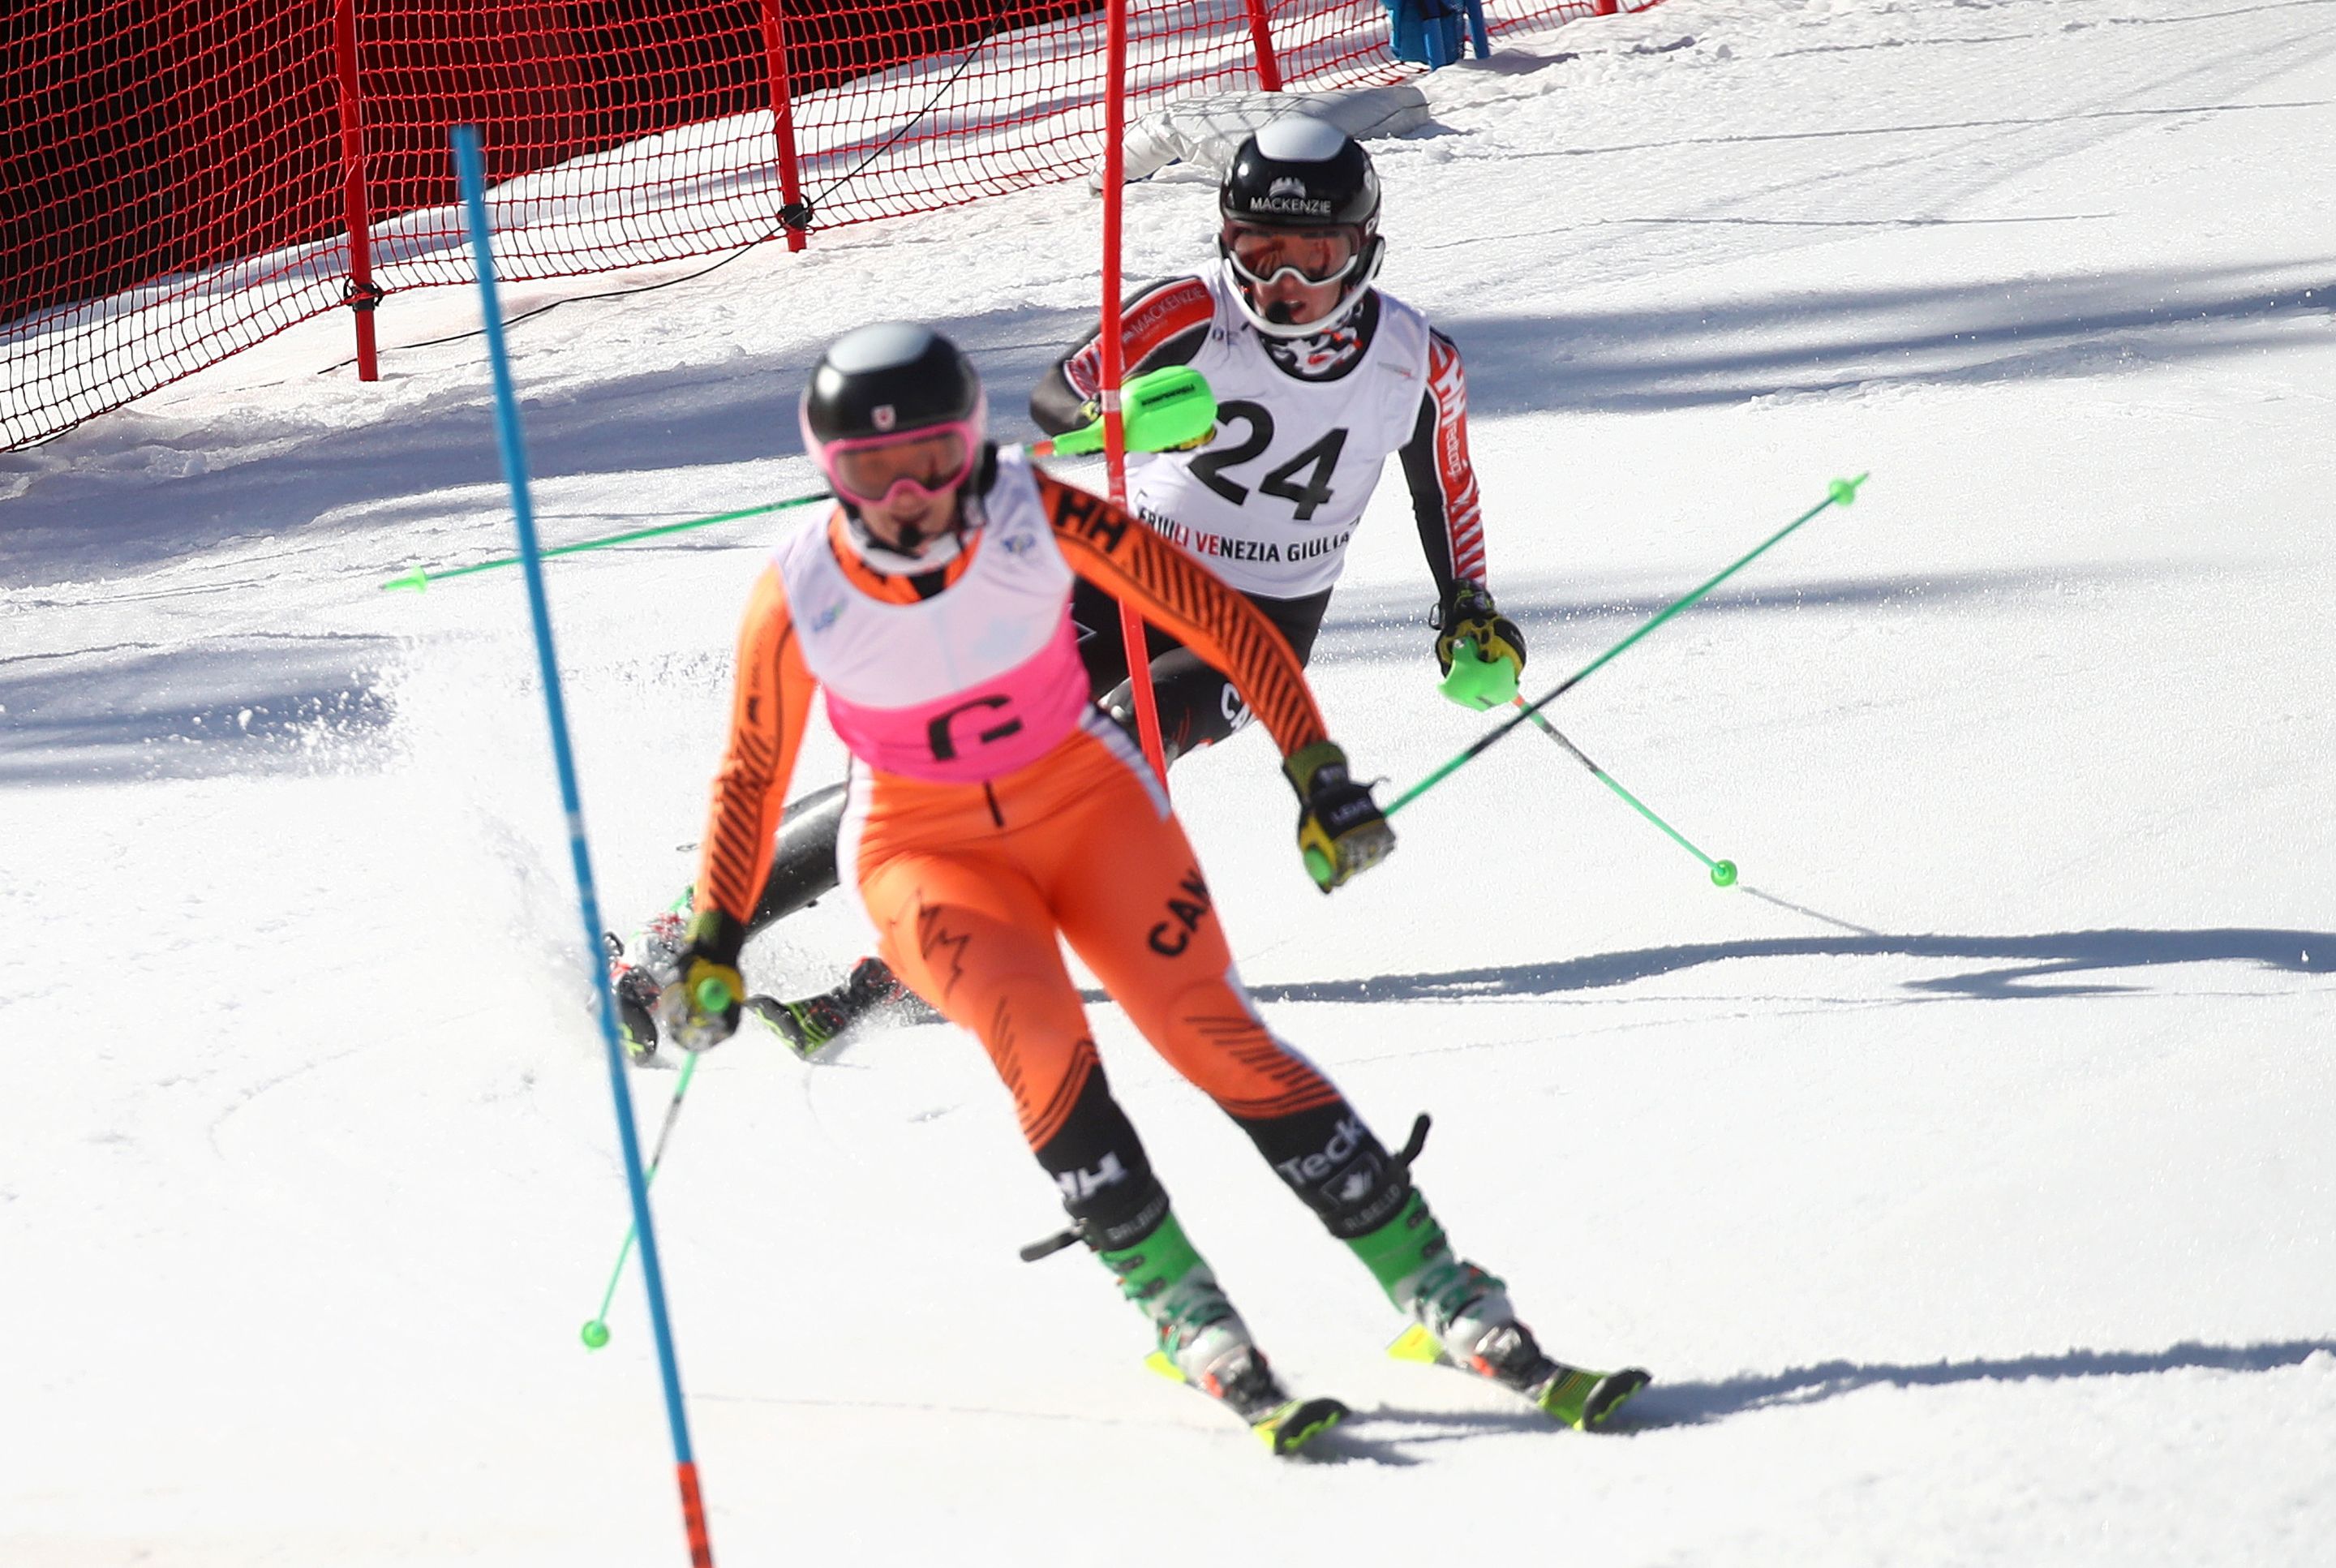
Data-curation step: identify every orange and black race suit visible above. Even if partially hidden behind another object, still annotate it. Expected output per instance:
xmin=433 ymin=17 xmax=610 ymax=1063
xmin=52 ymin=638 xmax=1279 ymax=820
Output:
xmin=690 ymin=464 xmax=1413 ymax=1247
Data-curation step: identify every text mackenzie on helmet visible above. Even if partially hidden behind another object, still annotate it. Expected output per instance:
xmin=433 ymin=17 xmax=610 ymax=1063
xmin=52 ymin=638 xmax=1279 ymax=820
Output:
xmin=1247 ymin=195 xmax=1335 ymax=217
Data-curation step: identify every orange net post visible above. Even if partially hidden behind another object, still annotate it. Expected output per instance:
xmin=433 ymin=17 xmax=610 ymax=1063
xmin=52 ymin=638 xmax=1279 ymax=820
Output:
xmin=331 ymin=0 xmax=380 ymax=380
xmin=1243 ymin=0 xmax=1285 ymax=90
xmin=756 ymin=0 xmax=812 ymax=253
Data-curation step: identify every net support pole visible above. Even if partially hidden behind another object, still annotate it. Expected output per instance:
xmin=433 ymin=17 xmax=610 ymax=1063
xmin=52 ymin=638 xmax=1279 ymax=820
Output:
xmin=332 ymin=0 xmax=380 ymax=380
xmin=1100 ymin=0 xmax=1169 ymax=783
xmin=1243 ymin=0 xmax=1284 ymax=91
xmin=450 ymin=124 xmax=715 ymax=1568
xmin=758 ymin=0 xmax=810 ymax=252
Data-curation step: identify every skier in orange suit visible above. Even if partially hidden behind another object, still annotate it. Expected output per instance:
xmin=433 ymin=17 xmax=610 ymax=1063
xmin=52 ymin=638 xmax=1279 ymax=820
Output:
xmin=651 ymin=322 xmax=1647 ymax=1447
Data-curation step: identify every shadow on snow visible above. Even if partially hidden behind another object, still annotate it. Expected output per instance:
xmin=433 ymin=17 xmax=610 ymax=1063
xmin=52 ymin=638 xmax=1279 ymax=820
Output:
xmin=1241 ymin=925 xmax=2335 ymax=1003
xmin=1619 ymin=1338 xmax=2336 ymax=1430
xmin=7 ymin=256 xmax=2330 ymax=585
xmin=1314 ymin=1338 xmax=2334 ymax=1454
xmin=1306 ymin=559 xmax=2206 ymax=667
xmin=1445 ymin=258 xmax=2336 ymax=416
xmin=0 ymin=636 xmax=400 ymax=785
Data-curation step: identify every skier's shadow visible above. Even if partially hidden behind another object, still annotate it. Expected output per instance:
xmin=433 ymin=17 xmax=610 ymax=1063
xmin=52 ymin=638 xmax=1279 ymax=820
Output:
xmin=1071 ymin=921 xmax=2331 ymax=1016
xmin=1613 ymin=1338 xmax=2336 ymax=1431
xmin=1238 ymin=921 xmax=2335 ymax=1004
xmin=1295 ymin=1339 xmax=2334 ymax=1455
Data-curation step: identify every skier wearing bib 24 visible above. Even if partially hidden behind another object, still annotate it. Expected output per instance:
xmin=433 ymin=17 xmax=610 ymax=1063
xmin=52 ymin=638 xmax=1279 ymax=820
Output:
xmin=646 ymin=320 xmax=1644 ymax=1446
xmin=1034 ymin=114 xmax=1526 ymax=759
xmin=604 ymin=118 xmax=1527 ymax=1055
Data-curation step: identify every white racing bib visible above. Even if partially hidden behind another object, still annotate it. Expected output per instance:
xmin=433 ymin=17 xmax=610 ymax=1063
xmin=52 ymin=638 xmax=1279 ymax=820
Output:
xmin=1127 ymin=269 xmax=1432 ymax=598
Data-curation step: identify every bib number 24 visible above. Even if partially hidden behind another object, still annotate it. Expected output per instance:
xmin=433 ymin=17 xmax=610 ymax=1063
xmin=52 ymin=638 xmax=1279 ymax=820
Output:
xmin=1188 ymin=401 xmax=1349 ymax=521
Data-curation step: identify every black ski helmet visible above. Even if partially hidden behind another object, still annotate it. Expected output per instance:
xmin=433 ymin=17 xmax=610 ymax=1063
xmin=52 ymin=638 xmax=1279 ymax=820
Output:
xmin=1217 ymin=116 xmax=1385 ymax=337
xmin=797 ymin=322 xmax=989 ymax=556
xmin=800 ymin=321 xmax=984 ymax=451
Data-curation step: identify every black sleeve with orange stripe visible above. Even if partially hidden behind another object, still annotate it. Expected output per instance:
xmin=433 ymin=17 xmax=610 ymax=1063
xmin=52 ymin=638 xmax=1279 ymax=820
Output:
xmin=695 ymin=564 xmax=820 ymax=927
xmin=1029 ymin=276 xmax=1217 ymax=435
xmin=1036 ymin=470 xmax=1329 ymax=771
xmin=1397 ymin=328 xmax=1490 ymax=607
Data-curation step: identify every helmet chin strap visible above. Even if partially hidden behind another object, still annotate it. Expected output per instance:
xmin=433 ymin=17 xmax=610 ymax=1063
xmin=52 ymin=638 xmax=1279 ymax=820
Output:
xmin=840 ymin=488 xmax=979 ymax=569
xmin=844 ymin=510 xmax=966 ymax=568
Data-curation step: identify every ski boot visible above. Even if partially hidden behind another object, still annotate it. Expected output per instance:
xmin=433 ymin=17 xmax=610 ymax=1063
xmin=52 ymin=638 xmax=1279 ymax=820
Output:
xmin=603 ymin=909 xmax=689 ymax=1064
xmin=1359 ymin=1194 xmax=1650 ymax=1431
xmin=1098 ymin=1210 xmax=1348 ymax=1455
xmin=746 ymin=955 xmax=939 ymax=1059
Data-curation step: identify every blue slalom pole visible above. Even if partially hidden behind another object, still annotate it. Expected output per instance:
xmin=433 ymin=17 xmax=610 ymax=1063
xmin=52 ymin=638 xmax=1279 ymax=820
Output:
xmin=451 ymin=125 xmax=715 ymax=1568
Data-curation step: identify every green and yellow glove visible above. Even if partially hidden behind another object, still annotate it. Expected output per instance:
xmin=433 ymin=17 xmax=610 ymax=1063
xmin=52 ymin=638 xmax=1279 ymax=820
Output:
xmin=1285 ymin=740 xmax=1397 ymax=892
xmin=1069 ymin=396 xmax=1216 ymax=453
xmin=1435 ymin=584 xmax=1527 ymax=711
xmin=652 ymin=909 xmax=745 ymax=1052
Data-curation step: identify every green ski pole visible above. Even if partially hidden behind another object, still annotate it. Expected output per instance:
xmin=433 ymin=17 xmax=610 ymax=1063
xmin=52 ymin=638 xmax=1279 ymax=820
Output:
xmin=1385 ymin=475 xmax=1866 ymax=819
xmin=581 ymin=1047 xmax=702 ymax=1349
xmin=384 ymin=497 xmax=822 ymax=592
xmin=1514 ymin=701 xmax=1737 ymax=887
xmin=383 ymin=365 xmax=1218 ymax=591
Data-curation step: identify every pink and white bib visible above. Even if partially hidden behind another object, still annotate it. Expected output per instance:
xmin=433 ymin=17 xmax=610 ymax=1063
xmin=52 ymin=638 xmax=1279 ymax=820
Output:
xmin=775 ymin=448 xmax=1090 ymax=784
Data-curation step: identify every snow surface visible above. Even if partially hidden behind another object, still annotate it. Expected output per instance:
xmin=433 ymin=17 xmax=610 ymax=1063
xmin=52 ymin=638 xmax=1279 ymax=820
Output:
xmin=5 ymin=0 xmax=2334 ymax=1562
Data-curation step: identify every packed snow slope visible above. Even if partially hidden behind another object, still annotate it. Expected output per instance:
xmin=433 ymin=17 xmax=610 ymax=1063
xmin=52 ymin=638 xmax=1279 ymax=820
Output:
xmin=5 ymin=0 xmax=2334 ymax=1562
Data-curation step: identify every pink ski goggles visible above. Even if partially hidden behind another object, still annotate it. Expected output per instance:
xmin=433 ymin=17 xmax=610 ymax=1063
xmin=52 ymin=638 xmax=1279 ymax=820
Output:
xmin=809 ymin=410 xmax=985 ymax=510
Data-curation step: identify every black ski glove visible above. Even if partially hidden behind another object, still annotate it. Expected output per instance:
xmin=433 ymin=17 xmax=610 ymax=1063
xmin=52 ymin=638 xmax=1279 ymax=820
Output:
xmin=1285 ymin=740 xmax=1396 ymax=891
xmin=1434 ymin=584 xmax=1527 ymax=710
xmin=653 ymin=909 xmax=745 ymax=1052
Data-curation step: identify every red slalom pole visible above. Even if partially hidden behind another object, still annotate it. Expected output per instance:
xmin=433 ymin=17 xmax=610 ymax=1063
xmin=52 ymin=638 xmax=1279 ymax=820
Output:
xmin=1099 ymin=0 xmax=1169 ymax=783
xmin=332 ymin=0 xmax=380 ymax=381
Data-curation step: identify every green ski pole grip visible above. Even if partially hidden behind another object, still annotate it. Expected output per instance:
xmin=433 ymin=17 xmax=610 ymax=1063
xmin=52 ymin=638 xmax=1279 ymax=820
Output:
xmin=1046 ymin=366 xmax=1218 ymax=457
xmin=1438 ymin=639 xmax=1519 ymax=711
xmin=694 ymin=975 xmax=733 ymax=1013
xmin=1123 ymin=366 xmax=1217 ymax=450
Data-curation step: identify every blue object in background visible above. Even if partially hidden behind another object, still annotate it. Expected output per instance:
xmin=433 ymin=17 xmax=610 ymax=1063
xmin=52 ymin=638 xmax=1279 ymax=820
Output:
xmin=1382 ymin=0 xmax=1489 ymax=66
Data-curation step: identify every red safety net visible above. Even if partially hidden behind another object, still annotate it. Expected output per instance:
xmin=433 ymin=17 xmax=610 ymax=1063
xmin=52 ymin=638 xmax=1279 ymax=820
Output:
xmin=4 ymin=0 xmax=1636 ymax=449
xmin=4 ymin=1 xmax=346 ymax=446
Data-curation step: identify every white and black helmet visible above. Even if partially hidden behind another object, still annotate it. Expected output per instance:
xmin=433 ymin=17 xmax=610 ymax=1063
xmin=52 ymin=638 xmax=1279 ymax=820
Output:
xmin=1217 ymin=117 xmax=1385 ymax=337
